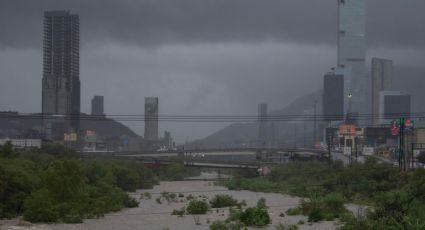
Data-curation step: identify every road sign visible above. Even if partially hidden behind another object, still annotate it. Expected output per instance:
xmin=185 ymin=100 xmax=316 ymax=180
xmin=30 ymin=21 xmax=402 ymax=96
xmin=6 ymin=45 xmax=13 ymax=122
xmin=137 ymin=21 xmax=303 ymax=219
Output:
xmin=405 ymin=119 xmax=414 ymax=133
xmin=391 ymin=118 xmax=414 ymax=135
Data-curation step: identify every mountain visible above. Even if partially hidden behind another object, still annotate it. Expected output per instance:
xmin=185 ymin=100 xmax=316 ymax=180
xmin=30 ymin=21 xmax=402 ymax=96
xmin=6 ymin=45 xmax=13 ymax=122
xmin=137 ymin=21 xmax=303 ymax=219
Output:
xmin=0 ymin=112 xmax=138 ymax=139
xmin=188 ymin=90 xmax=323 ymax=148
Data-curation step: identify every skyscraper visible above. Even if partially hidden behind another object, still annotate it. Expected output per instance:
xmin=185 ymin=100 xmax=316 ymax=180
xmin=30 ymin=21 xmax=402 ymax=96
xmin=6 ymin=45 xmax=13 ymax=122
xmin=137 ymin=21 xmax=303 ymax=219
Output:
xmin=379 ymin=91 xmax=410 ymax=125
xmin=323 ymin=72 xmax=344 ymax=121
xmin=42 ymin=10 xmax=80 ymax=139
xmin=144 ymin=97 xmax=159 ymax=149
xmin=258 ymin=103 xmax=268 ymax=147
xmin=91 ymin=96 xmax=105 ymax=116
xmin=371 ymin=58 xmax=393 ymax=125
xmin=338 ymin=0 xmax=368 ymax=117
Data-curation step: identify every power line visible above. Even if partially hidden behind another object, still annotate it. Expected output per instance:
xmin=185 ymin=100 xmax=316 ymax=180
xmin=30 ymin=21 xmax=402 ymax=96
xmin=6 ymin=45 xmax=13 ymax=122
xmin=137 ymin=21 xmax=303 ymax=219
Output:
xmin=0 ymin=112 xmax=421 ymax=123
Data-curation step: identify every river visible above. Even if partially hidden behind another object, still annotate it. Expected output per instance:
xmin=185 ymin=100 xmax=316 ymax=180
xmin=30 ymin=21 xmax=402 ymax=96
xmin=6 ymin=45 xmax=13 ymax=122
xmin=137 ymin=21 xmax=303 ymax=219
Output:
xmin=1 ymin=178 xmax=342 ymax=230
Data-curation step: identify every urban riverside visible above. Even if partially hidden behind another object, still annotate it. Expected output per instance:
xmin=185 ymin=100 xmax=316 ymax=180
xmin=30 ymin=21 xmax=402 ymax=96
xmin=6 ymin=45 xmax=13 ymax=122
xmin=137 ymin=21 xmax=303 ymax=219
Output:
xmin=1 ymin=1 xmax=425 ymax=229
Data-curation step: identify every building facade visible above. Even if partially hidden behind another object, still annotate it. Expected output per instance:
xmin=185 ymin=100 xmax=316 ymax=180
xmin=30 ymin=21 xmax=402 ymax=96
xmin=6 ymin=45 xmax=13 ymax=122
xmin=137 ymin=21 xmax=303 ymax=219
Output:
xmin=338 ymin=0 xmax=368 ymax=117
xmin=144 ymin=97 xmax=159 ymax=149
xmin=379 ymin=91 xmax=411 ymax=125
xmin=323 ymin=72 xmax=345 ymax=121
xmin=42 ymin=10 xmax=80 ymax=139
xmin=371 ymin=58 xmax=393 ymax=125
xmin=91 ymin=95 xmax=105 ymax=116
xmin=258 ymin=103 xmax=268 ymax=147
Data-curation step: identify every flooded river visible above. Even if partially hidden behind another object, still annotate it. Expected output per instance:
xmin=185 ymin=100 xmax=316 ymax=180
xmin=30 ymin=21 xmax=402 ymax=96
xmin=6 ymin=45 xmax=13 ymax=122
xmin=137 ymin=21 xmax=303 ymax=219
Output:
xmin=1 ymin=179 xmax=341 ymax=230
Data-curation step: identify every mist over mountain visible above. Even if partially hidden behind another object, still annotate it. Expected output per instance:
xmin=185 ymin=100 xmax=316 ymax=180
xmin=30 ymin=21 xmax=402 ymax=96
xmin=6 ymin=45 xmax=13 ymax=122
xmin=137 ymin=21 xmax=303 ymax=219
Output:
xmin=189 ymin=66 xmax=425 ymax=148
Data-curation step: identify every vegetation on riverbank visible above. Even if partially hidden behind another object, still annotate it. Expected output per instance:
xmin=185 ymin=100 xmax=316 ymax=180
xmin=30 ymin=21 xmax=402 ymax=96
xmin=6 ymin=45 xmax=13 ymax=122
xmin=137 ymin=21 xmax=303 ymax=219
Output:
xmin=225 ymin=159 xmax=425 ymax=228
xmin=0 ymin=142 xmax=198 ymax=223
xmin=209 ymin=198 xmax=271 ymax=229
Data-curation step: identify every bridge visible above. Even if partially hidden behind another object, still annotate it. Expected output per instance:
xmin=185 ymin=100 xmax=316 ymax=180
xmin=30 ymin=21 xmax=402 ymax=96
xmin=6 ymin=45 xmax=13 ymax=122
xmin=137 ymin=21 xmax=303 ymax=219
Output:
xmin=81 ymin=147 xmax=329 ymax=169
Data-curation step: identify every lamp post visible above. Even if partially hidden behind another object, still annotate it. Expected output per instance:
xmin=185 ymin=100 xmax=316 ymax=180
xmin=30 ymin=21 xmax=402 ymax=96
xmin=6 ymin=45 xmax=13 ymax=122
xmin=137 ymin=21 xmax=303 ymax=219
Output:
xmin=347 ymin=93 xmax=352 ymax=118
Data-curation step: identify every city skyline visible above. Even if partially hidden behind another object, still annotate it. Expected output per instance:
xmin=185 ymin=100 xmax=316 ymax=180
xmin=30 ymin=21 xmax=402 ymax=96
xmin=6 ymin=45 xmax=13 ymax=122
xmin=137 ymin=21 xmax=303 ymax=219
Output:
xmin=1 ymin=1 xmax=425 ymax=142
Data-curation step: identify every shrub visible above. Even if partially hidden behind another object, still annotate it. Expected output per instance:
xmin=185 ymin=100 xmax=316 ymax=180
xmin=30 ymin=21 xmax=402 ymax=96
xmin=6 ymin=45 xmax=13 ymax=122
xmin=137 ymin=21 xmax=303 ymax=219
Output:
xmin=285 ymin=207 xmax=301 ymax=216
xmin=186 ymin=200 xmax=209 ymax=215
xmin=210 ymin=195 xmax=239 ymax=208
xmin=171 ymin=207 xmax=185 ymax=217
xmin=256 ymin=198 xmax=267 ymax=209
xmin=209 ymin=220 xmax=247 ymax=230
xmin=123 ymin=195 xmax=139 ymax=208
xmin=23 ymin=188 xmax=59 ymax=223
xmin=275 ymin=223 xmax=299 ymax=230
xmin=239 ymin=207 xmax=270 ymax=227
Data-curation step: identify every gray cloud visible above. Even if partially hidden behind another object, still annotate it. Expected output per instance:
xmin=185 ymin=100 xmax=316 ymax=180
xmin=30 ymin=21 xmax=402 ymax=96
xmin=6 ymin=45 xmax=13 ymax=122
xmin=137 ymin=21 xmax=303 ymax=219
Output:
xmin=0 ymin=0 xmax=424 ymax=49
xmin=1 ymin=0 xmax=425 ymax=143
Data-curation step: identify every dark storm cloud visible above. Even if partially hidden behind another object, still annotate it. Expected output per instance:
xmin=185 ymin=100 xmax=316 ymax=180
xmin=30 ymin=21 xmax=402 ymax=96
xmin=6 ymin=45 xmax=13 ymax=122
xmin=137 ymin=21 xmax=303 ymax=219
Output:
xmin=0 ymin=0 xmax=424 ymax=49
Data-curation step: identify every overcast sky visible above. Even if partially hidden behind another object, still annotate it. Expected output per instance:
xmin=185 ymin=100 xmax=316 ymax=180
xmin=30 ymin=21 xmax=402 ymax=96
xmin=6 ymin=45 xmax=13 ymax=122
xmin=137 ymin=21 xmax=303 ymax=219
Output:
xmin=1 ymin=0 xmax=425 ymax=142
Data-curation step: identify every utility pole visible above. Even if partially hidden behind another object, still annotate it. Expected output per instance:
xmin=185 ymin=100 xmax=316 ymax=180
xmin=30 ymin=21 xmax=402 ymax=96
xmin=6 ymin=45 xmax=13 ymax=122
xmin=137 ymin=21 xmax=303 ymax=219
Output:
xmin=294 ymin=123 xmax=297 ymax=148
xmin=303 ymin=122 xmax=306 ymax=147
xmin=313 ymin=100 xmax=317 ymax=147
xmin=398 ymin=118 xmax=405 ymax=171
xmin=327 ymin=130 xmax=333 ymax=164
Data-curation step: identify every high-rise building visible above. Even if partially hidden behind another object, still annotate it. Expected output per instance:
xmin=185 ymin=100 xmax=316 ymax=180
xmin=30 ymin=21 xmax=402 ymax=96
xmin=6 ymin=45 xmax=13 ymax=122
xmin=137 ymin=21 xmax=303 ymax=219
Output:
xmin=91 ymin=96 xmax=105 ymax=116
xmin=258 ymin=103 xmax=268 ymax=147
xmin=144 ymin=97 xmax=159 ymax=148
xmin=323 ymin=72 xmax=344 ymax=121
xmin=371 ymin=58 xmax=393 ymax=125
xmin=42 ymin=10 xmax=80 ymax=139
xmin=379 ymin=91 xmax=411 ymax=125
xmin=338 ymin=0 xmax=368 ymax=117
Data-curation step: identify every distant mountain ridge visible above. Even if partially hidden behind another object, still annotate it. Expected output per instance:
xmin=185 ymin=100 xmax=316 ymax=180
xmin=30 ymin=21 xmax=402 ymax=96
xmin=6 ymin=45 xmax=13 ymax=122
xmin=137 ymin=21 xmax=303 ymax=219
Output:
xmin=0 ymin=113 xmax=138 ymax=139
xmin=189 ymin=90 xmax=323 ymax=148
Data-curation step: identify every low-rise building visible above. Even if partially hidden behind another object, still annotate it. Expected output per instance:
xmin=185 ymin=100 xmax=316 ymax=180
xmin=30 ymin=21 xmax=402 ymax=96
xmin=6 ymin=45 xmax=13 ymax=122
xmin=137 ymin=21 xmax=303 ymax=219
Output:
xmin=0 ymin=139 xmax=42 ymax=149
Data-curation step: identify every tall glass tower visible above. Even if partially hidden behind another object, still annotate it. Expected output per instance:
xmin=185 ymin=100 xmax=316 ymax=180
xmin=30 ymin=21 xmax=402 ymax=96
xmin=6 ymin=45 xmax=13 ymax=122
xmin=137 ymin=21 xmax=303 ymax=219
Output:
xmin=144 ymin=97 xmax=159 ymax=150
xmin=42 ymin=10 xmax=80 ymax=139
xmin=337 ymin=0 xmax=368 ymax=117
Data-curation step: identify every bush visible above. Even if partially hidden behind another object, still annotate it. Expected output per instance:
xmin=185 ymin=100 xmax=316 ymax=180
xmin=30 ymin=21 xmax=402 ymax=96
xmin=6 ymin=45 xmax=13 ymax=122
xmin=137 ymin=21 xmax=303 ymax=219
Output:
xmin=210 ymin=195 xmax=239 ymax=208
xmin=186 ymin=200 xmax=209 ymax=214
xmin=123 ymin=195 xmax=139 ymax=208
xmin=256 ymin=197 xmax=267 ymax=209
xmin=23 ymin=188 xmax=59 ymax=222
xmin=239 ymin=207 xmax=270 ymax=227
xmin=209 ymin=220 xmax=247 ymax=230
xmin=275 ymin=223 xmax=299 ymax=230
xmin=286 ymin=207 xmax=301 ymax=216
xmin=171 ymin=207 xmax=185 ymax=217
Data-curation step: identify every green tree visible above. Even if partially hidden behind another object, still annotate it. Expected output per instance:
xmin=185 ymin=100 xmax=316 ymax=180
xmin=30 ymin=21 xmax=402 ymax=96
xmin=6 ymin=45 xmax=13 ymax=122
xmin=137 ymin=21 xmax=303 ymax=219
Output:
xmin=23 ymin=188 xmax=58 ymax=222
xmin=0 ymin=142 xmax=16 ymax=158
xmin=43 ymin=160 xmax=85 ymax=202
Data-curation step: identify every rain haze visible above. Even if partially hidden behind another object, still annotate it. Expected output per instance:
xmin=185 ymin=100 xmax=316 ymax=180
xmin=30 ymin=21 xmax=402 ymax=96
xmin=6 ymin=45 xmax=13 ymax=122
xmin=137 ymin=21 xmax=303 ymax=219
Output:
xmin=1 ymin=0 xmax=425 ymax=143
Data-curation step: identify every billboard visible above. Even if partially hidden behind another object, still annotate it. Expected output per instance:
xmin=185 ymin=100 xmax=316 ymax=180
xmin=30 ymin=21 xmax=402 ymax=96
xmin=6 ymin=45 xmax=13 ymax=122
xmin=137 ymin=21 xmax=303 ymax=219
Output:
xmin=64 ymin=133 xmax=77 ymax=141
xmin=339 ymin=125 xmax=356 ymax=136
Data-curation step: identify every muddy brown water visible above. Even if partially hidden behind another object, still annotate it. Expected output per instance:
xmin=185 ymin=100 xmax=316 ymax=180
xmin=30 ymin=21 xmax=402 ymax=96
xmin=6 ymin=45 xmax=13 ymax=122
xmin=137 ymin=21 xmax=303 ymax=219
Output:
xmin=1 ymin=179 xmax=343 ymax=230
